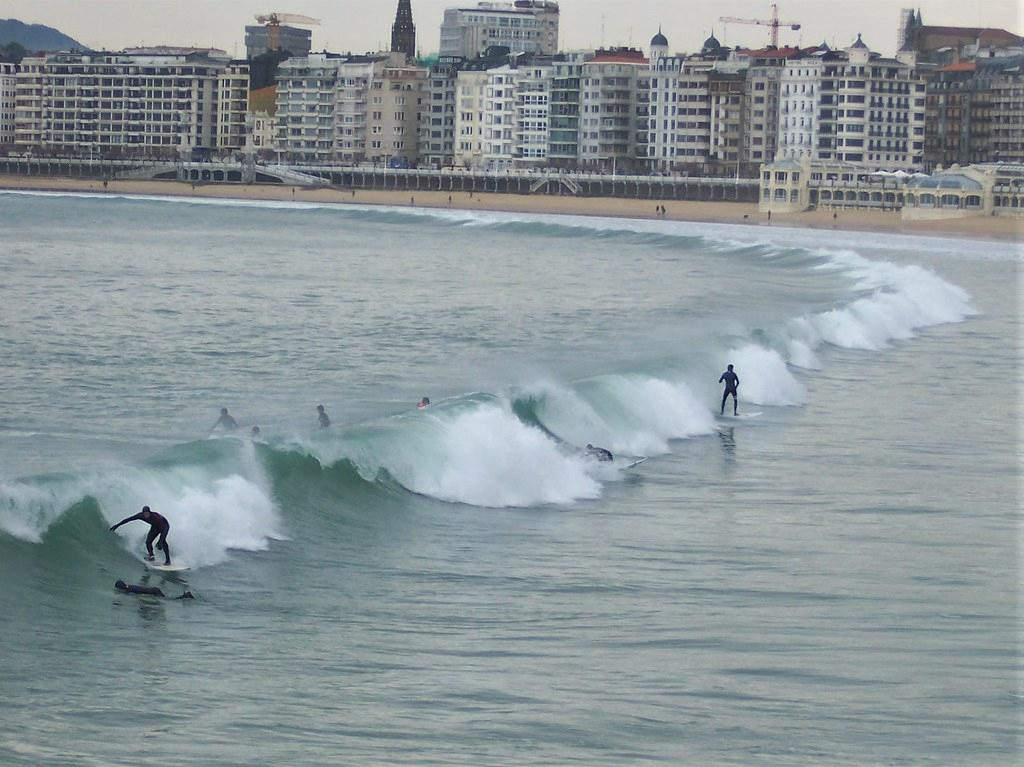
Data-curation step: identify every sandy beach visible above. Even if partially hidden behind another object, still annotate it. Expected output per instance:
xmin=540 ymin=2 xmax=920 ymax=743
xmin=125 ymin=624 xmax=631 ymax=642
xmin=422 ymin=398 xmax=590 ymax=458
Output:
xmin=1 ymin=174 xmax=1020 ymax=242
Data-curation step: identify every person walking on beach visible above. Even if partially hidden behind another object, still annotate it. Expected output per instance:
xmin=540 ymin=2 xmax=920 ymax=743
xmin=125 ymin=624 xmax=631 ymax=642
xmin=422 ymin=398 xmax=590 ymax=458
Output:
xmin=317 ymin=404 xmax=331 ymax=429
xmin=109 ymin=506 xmax=172 ymax=565
xmin=719 ymin=364 xmax=740 ymax=416
xmin=211 ymin=407 xmax=239 ymax=433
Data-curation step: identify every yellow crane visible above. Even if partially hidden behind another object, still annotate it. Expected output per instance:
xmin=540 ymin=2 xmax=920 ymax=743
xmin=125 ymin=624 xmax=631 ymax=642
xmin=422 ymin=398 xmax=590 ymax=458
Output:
xmin=719 ymin=3 xmax=801 ymax=49
xmin=254 ymin=12 xmax=321 ymax=51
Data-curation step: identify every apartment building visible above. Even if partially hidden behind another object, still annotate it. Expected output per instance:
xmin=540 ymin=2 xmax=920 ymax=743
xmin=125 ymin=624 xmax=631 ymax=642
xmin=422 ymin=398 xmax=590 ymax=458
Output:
xmin=777 ymin=36 xmax=926 ymax=170
xmin=579 ymin=48 xmax=647 ymax=172
xmin=274 ymin=53 xmax=348 ymax=162
xmin=365 ymin=61 xmax=427 ymax=165
xmin=217 ymin=61 xmax=250 ymax=152
xmin=336 ymin=58 xmax=379 ymax=163
xmin=454 ymin=68 xmax=488 ymax=167
xmin=440 ymin=1 xmax=560 ymax=59
xmin=14 ymin=50 xmax=229 ymax=157
xmin=777 ymin=58 xmax=821 ymax=161
xmin=0 ymin=62 xmax=15 ymax=147
xmin=548 ymin=54 xmax=585 ymax=167
xmin=708 ymin=70 xmax=746 ymax=174
xmin=420 ymin=57 xmax=463 ymax=168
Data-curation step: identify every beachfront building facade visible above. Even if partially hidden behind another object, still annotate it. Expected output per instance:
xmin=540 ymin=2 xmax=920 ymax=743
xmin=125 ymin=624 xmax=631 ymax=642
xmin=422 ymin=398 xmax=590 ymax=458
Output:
xmin=365 ymin=61 xmax=427 ymax=166
xmin=274 ymin=53 xmax=348 ymax=163
xmin=217 ymin=61 xmax=250 ymax=152
xmin=0 ymin=62 xmax=16 ymax=148
xmin=12 ymin=50 xmax=233 ymax=158
xmin=777 ymin=58 xmax=822 ymax=161
xmin=579 ymin=48 xmax=647 ymax=173
xmin=547 ymin=54 xmax=585 ymax=167
xmin=420 ymin=57 xmax=462 ymax=168
xmin=440 ymin=1 xmax=560 ymax=59
xmin=454 ymin=69 xmax=488 ymax=167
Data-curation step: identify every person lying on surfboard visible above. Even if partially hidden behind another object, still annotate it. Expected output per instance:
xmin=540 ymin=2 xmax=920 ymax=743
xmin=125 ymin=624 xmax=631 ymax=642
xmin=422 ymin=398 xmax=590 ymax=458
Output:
xmin=586 ymin=444 xmax=614 ymax=462
xmin=719 ymin=364 xmax=740 ymax=416
xmin=417 ymin=397 xmax=431 ymax=409
xmin=115 ymin=580 xmax=193 ymax=600
xmin=109 ymin=506 xmax=172 ymax=566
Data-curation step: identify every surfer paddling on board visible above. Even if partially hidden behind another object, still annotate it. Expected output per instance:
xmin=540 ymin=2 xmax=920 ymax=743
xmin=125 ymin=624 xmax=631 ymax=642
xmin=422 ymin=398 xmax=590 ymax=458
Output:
xmin=109 ymin=506 xmax=172 ymax=566
xmin=719 ymin=364 xmax=740 ymax=416
xmin=210 ymin=407 xmax=239 ymax=433
xmin=586 ymin=444 xmax=614 ymax=462
xmin=417 ymin=397 xmax=431 ymax=409
xmin=115 ymin=580 xmax=193 ymax=600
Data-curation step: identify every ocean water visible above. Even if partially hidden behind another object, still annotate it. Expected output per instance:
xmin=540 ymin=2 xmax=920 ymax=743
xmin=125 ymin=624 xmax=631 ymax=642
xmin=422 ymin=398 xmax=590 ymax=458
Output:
xmin=0 ymin=191 xmax=1019 ymax=766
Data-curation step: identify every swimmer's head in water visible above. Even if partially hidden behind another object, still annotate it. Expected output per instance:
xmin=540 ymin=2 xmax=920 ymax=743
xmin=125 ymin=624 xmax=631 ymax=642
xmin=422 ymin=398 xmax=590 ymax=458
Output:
xmin=115 ymin=580 xmax=128 ymax=591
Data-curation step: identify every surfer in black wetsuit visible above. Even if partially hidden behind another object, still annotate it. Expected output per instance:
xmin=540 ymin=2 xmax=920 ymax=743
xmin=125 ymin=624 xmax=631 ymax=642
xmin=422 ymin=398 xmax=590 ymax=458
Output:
xmin=317 ymin=404 xmax=330 ymax=428
xmin=115 ymin=580 xmax=193 ymax=599
xmin=109 ymin=506 xmax=172 ymax=566
xmin=586 ymin=444 xmax=614 ymax=462
xmin=719 ymin=364 xmax=740 ymax=416
xmin=211 ymin=407 xmax=239 ymax=433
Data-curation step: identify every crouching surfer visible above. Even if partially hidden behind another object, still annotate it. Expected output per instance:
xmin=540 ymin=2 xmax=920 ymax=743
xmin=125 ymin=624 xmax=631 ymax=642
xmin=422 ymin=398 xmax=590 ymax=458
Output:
xmin=586 ymin=444 xmax=614 ymax=462
xmin=115 ymin=580 xmax=193 ymax=600
xmin=109 ymin=505 xmax=172 ymax=566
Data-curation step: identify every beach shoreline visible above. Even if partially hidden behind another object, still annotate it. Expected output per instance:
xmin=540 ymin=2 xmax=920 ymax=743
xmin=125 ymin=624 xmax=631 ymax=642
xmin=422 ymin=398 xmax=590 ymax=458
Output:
xmin=1 ymin=174 xmax=1020 ymax=242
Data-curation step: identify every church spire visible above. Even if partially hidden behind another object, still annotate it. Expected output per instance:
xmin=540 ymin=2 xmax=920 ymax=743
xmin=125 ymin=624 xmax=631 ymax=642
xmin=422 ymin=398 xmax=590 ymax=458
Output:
xmin=391 ymin=0 xmax=416 ymax=62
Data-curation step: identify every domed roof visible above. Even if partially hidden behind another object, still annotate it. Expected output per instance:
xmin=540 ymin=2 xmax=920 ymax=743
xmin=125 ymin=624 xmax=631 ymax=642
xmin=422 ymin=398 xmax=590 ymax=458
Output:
xmin=651 ymin=28 xmax=668 ymax=47
xmin=850 ymin=33 xmax=868 ymax=50
xmin=702 ymin=33 xmax=721 ymax=51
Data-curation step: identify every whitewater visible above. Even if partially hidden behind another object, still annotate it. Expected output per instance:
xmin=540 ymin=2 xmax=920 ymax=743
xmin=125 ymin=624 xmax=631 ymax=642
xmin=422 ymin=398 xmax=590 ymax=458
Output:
xmin=0 ymin=191 xmax=1018 ymax=766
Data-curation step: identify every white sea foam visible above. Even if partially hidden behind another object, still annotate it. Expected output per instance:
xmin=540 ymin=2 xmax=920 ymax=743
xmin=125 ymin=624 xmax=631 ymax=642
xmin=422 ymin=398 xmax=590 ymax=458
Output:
xmin=725 ymin=345 xmax=807 ymax=407
xmin=0 ymin=441 xmax=282 ymax=567
xmin=401 ymin=404 xmax=600 ymax=507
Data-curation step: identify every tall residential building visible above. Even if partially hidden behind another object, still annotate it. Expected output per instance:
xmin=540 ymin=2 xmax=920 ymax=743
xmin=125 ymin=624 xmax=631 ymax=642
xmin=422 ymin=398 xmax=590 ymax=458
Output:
xmin=988 ymin=59 xmax=1024 ymax=164
xmin=548 ymin=53 xmax=586 ymax=167
xmin=391 ymin=0 xmax=417 ymax=62
xmin=217 ymin=61 xmax=251 ymax=152
xmin=274 ymin=53 xmax=348 ymax=162
xmin=454 ymin=68 xmax=488 ymax=167
xmin=245 ymin=25 xmax=312 ymax=58
xmin=708 ymin=70 xmax=746 ymax=174
xmin=579 ymin=48 xmax=647 ymax=172
xmin=365 ymin=60 xmax=427 ymax=165
xmin=440 ymin=1 xmax=560 ymax=59
xmin=0 ymin=61 xmax=16 ymax=147
xmin=777 ymin=36 xmax=926 ymax=170
xmin=420 ymin=58 xmax=458 ymax=168
xmin=14 ymin=51 xmax=232 ymax=157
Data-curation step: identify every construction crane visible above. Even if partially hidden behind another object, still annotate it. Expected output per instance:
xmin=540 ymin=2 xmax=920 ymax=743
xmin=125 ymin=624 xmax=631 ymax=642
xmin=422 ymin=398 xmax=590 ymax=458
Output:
xmin=254 ymin=12 xmax=321 ymax=51
xmin=719 ymin=4 xmax=801 ymax=48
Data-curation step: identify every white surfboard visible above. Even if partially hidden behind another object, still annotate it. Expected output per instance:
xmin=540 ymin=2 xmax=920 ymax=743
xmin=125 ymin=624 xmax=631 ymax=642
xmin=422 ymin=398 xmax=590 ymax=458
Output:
xmin=623 ymin=457 xmax=648 ymax=469
xmin=718 ymin=411 xmax=762 ymax=420
xmin=145 ymin=562 xmax=190 ymax=573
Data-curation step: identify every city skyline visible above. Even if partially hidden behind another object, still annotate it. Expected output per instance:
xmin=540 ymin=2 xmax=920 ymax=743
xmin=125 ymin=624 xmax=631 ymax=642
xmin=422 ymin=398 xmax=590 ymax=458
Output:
xmin=4 ymin=0 xmax=1021 ymax=58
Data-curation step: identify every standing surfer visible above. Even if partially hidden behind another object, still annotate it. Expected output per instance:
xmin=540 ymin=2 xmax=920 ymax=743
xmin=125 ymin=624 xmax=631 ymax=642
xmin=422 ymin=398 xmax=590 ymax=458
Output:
xmin=211 ymin=407 xmax=239 ymax=433
xmin=719 ymin=364 xmax=740 ymax=416
xmin=109 ymin=506 xmax=172 ymax=566
xmin=317 ymin=404 xmax=331 ymax=428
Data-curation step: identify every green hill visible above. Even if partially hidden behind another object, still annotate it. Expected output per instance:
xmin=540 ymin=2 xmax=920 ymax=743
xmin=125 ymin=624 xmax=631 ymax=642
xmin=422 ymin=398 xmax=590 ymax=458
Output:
xmin=0 ymin=18 xmax=85 ymax=52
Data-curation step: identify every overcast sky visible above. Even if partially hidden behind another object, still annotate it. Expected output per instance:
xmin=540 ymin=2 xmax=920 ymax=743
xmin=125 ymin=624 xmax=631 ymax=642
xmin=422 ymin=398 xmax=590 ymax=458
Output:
xmin=4 ymin=0 xmax=1021 ymax=57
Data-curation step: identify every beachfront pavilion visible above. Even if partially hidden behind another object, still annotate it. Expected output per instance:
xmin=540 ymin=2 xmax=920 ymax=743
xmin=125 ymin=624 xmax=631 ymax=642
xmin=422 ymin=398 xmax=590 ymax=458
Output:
xmin=902 ymin=172 xmax=987 ymax=218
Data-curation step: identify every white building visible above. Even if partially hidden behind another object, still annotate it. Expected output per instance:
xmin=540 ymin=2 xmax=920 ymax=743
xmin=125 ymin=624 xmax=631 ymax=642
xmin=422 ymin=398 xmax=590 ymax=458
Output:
xmin=513 ymin=62 xmax=553 ymax=165
xmin=777 ymin=36 xmax=926 ymax=170
xmin=0 ymin=62 xmax=16 ymax=147
xmin=454 ymin=69 xmax=488 ymax=167
xmin=777 ymin=58 xmax=822 ymax=160
xmin=440 ymin=1 xmax=560 ymax=59
xmin=275 ymin=53 xmax=348 ymax=162
xmin=482 ymin=65 xmax=518 ymax=167
xmin=14 ymin=51 xmax=231 ymax=157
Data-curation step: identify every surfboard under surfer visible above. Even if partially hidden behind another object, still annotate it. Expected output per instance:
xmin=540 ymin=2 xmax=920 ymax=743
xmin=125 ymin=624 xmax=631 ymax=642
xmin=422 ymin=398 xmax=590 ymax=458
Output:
xmin=719 ymin=364 xmax=740 ymax=416
xmin=109 ymin=506 xmax=172 ymax=566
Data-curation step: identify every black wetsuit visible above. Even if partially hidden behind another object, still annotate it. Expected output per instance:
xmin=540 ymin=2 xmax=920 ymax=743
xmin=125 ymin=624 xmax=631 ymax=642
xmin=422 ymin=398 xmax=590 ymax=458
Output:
xmin=115 ymin=582 xmax=193 ymax=599
xmin=587 ymin=446 xmax=614 ymax=462
xmin=719 ymin=370 xmax=740 ymax=415
xmin=110 ymin=511 xmax=171 ymax=565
